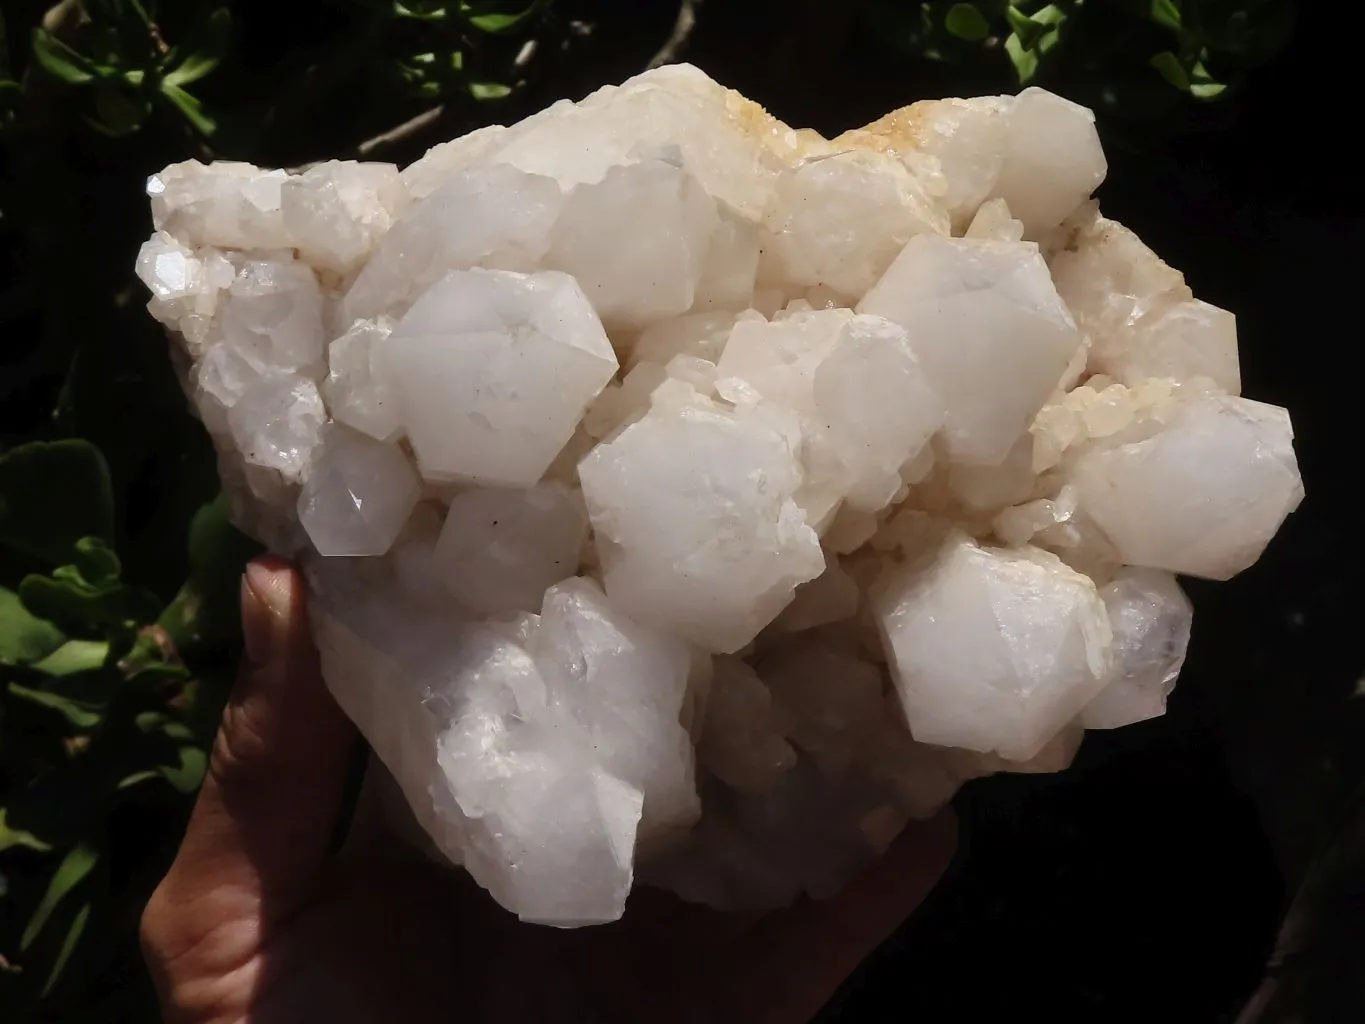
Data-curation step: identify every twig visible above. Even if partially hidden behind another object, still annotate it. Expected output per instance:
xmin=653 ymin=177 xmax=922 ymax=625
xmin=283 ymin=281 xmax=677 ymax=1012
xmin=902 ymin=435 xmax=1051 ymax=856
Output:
xmin=322 ymin=0 xmax=699 ymax=169
xmin=648 ymin=0 xmax=699 ymax=70
xmin=284 ymin=105 xmax=446 ymax=173
xmin=355 ymin=104 xmax=446 ymax=160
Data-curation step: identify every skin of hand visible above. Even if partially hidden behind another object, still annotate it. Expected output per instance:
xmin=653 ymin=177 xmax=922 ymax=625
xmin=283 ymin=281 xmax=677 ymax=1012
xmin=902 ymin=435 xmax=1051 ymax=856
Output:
xmin=140 ymin=556 xmax=959 ymax=1024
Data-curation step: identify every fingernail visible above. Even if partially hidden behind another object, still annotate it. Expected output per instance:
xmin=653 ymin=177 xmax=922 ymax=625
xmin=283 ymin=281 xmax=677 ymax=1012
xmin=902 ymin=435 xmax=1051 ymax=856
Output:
xmin=242 ymin=560 xmax=288 ymax=665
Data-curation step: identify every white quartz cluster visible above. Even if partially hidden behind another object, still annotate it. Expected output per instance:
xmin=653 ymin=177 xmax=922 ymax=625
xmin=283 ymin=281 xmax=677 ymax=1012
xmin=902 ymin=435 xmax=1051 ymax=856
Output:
xmin=136 ymin=64 xmax=1303 ymax=925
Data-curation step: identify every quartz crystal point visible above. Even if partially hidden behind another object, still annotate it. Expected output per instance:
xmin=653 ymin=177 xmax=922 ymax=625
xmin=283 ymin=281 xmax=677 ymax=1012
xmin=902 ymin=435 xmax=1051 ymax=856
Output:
xmin=297 ymin=425 xmax=421 ymax=557
xmin=875 ymin=533 xmax=1112 ymax=762
xmin=1080 ymin=569 xmax=1193 ymax=729
xmin=578 ymin=383 xmax=824 ymax=653
xmin=137 ymin=63 xmax=1304 ymax=925
xmin=545 ymin=150 xmax=720 ymax=329
xmin=1051 ymin=216 xmax=1242 ymax=393
xmin=378 ymin=268 xmax=618 ymax=486
xmin=859 ymin=234 xmax=1083 ymax=466
xmin=321 ymin=318 xmax=402 ymax=443
xmin=1068 ymin=395 xmax=1302 ymax=579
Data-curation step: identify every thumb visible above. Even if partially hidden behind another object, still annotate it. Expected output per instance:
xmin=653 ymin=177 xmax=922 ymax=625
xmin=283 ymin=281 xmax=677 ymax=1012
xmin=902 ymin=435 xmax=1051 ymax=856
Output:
xmin=143 ymin=557 xmax=358 ymax=971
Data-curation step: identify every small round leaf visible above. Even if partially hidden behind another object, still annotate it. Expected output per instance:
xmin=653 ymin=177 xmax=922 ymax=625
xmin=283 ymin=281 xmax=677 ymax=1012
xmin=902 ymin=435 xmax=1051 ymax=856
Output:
xmin=945 ymin=3 xmax=991 ymax=42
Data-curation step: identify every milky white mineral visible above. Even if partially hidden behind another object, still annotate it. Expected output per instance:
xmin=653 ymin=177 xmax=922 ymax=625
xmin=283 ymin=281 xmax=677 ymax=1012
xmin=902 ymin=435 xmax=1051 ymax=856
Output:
xmin=137 ymin=63 xmax=1303 ymax=926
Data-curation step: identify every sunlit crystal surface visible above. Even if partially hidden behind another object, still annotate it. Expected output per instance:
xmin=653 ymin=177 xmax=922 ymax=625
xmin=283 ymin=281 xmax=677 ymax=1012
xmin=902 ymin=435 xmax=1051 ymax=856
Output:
xmin=139 ymin=64 xmax=1302 ymax=925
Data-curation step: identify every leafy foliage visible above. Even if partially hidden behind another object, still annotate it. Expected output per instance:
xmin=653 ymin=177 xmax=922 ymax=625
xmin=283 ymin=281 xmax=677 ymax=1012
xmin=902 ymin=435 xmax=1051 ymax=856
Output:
xmin=863 ymin=0 xmax=1295 ymax=119
xmin=0 ymin=440 xmax=253 ymax=1015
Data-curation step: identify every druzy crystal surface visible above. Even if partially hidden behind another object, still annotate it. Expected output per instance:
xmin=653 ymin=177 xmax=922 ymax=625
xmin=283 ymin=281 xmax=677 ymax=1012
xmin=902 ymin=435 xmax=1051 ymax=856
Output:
xmin=136 ymin=65 xmax=1304 ymax=926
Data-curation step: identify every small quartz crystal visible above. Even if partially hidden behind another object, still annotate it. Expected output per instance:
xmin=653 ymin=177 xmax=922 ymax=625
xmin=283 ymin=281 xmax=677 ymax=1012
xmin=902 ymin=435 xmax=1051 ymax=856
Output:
xmin=297 ymin=425 xmax=421 ymax=557
xmin=322 ymin=317 xmax=401 ymax=443
xmin=1080 ymin=569 xmax=1193 ymax=729
xmin=138 ymin=64 xmax=1303 ymax=925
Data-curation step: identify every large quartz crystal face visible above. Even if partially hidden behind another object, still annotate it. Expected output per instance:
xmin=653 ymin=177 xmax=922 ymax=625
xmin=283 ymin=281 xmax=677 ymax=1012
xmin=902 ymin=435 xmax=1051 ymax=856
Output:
xmin=379 ymin=267 xmax=618 ymax=486
xmin=137 ymin=63 xmax=1303 ymax=926
xmin=875 ymin=533 xmax=1112 ymax=762
xmin=578 ymin=384 xmax=823 ymax=653
xmin=859 ymin=235 xmax=1082 ymax=465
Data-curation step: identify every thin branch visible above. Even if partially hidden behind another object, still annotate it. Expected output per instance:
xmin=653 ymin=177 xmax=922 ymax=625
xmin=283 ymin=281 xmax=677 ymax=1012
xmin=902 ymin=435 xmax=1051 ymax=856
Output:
xmin=648 ymin=0 xmax=699 ymax=70
xmin=284 ymin=105 xmax=446 ymax=173
xmin=320 ymin=0 xmax=701 ymax=170
xmin=356 ymin=104 xmax=446 ymax=160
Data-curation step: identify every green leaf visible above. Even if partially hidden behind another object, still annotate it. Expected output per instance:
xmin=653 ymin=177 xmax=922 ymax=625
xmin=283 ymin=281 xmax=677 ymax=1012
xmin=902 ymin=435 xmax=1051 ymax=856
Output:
xmin=30 ymin=28 xmax=100 ymax=85
xmin=1150 ymin=0 xmax=1182 ymax=31
xmin=395 ymin=1 xmax=449 ymax=19
xmin=117 ymin=770 xmax=161 ymax=790
xmin=1004 ymin=4 xmax=1042 ymax=47
xmin=156 ymin=494 xmax=257 ymax=656
xmin=18 ymin=571 xmax=161 ymax=631
xmin=0 ymin=807 xmax=53 ymax=853
xmin=159 ymin=81 xmax=217 ymax=135
xmin=88 ymin=85 xmax=152 ymax=136
xmin=16 ymin=538 xmax=153 ymax=634
xmin=0 ymin=587 xmax=65 ymax=665
xmin=464 ymin=1 xmax=544 ymax=33
xmin=119 ymin=635 xmax=191 ymax=687
xmin=1002 ymin=3 xmax=1066 ymax=85
xmin=1190 ymin=81 xmax=1227 ymax=99
xmin=135 ymin=710 xmax=171 ymax=732
xmin=1005 ymin=32 xmax=1039 ymax=82
xmin=467 ymin=13 xmax=529 ymax=31
xmin=120 ymin=717 xmax=208 ymax=793
xmin=162 ymin=7 xmax=232 ymax=87
xmin=469 ymin=81 xmax=512 ymax=100
xmin=21 ymin=844 xmax=98 ymax=951
xmin=945 ymin=3 xmax=990 ymax=42
xmin=7 ymin=682 xmax=105 ymax=728
xmin=1189 ymin=58 xmax=1228 ymax=99
xmin=162 ymin=720 xmax=194 ymax=742
xmin=42 ymin=902 xmax=91 ymax=997
xmin=157 ymin=745 xmax=208 ymax=793
xmin=163 ymin=53 xmax=219 ymax=88
xmin=0 ymin=441 xmax=115 ymax=565
xmin=1005 ymin=3 xmax=1065 ymax=46
xmin=31 ymin=640 xmax=111 ymax=676
xmin=1150 ymin=50 xmax=1190 ymax=90
xmin=1038 ymin=5 xmax=1067 ymax=23
xmin=72 ymin=538 xmax=121 ymax=588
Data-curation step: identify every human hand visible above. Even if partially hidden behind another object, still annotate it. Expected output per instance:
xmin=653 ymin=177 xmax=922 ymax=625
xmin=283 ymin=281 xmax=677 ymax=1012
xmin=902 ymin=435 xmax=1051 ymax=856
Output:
xmin=141 ymin=557 xmax=958 ymax=1023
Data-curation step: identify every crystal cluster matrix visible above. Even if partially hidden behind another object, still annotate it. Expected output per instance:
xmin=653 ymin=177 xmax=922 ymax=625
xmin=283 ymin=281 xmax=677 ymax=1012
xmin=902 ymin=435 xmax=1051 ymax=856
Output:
xmin=136 ymin=65 xmax=1303 ymax=925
